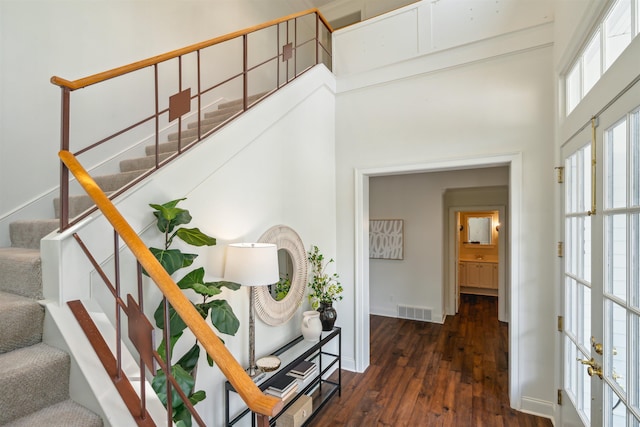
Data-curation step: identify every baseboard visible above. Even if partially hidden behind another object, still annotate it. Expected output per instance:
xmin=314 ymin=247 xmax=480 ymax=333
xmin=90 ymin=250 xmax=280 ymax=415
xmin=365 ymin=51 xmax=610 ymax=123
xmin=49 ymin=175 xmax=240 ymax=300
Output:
xmin=519 ymin=396 xmax=556 ymax=425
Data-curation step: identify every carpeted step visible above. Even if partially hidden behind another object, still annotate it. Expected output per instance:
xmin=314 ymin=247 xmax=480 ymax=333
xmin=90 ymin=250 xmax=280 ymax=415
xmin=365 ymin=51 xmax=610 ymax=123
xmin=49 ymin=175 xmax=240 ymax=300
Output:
xmin=0 ymin=291 xmax=44 ymax=354
xmin=5 ymin=399 xmax=103 ymax=427
xmin=119 ymin=152 xmax=173 ymax=172
xmin=166 ymin=122 xmax=217 ymax=142
xmin=144 ymin=139 xmax=195 ymax=157
xmin=0 ymin=248 xmax=42 ymax=300
xmin=199 ymin=107 xmax=240 ymax=124
xmin=9 ymin=219 xmax=59 ymax=250
xmin=218 ymin=92 xmax=266 ymax=110
xmin=0 ymin=343 xmax=71 ymax=424
xmin=92 ymin=170 xmax=146 ymax=192
xmin=53 ymin=194 xmax=108 ymax=220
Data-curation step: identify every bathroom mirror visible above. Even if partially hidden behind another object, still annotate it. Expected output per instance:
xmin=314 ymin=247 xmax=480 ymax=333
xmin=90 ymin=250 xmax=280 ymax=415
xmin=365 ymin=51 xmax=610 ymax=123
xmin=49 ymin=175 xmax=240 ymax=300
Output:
xmin=255 ymin=225 xmax=307 ymax=325
xmin=467 ymin=217 xmax=492 ymax=245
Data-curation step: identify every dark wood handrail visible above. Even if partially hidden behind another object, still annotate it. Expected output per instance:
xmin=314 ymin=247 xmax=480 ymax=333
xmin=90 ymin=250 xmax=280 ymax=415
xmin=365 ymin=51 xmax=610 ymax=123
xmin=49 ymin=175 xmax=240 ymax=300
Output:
xmin=58 ymin=149 xmax=283 ymax=421
xmin=50 ymin=8 xmax=333 ymax=91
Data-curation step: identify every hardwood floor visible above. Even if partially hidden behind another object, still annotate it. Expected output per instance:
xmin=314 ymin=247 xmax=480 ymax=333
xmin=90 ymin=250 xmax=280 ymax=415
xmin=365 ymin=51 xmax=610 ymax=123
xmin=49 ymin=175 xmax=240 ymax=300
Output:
xmin=307 ymin=294 xmax=553 ymax=427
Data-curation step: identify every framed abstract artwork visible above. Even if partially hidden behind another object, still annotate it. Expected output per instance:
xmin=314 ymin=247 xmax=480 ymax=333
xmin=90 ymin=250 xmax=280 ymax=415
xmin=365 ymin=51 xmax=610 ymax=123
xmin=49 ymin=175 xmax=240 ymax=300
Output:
xmin=369 ymin=219 xmax=404 ymax=260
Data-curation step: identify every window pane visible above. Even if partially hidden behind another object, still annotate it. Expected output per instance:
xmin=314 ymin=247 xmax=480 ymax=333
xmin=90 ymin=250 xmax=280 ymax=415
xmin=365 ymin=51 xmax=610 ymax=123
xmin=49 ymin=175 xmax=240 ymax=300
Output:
xmin=605 ymin=299 xmax=627 ymax=394
xmin=581 ymin=284 xmax=592 ymax=349
xmin=567 ymin=153 xmax=577 ymax=213
xmin=606 ymin=214 xmax=627 ymax=301
xmin=631 ymin=312 xmax=639 ymax=414
xmin=567 ymin=277 xmax=577 ymax=337
xmin=632 ymin=213 xmax=640 ymax=310
xmin=604 ymin=382 xmax=627 ymax=426
xmin=606 ymin=119 xmax=628 ymax=209
xmin=583 ymin=216 xmax=592 ymax=282
xmin=604 ymin=0 xmax=632 ymax=70
xmin=583 ymin=144 xmax=592 ymax=212
xmin=631 ymin=111 xmax=639 ymax=207
xmin=566 ymin=335 xmax=578 ymax=401
xmin=567 ymin=62 xmax=581 ymax=114
xmin=583 ymin=30 xmax=601 ymax=95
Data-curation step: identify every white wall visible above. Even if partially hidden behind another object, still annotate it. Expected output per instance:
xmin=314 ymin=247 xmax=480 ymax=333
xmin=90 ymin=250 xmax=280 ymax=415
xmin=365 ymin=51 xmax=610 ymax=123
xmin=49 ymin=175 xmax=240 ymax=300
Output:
xmin=332 ymin=2 xmax=557 ymax=418
xmin=41 ymin=66 xmax=337 ymax=427
xmin=0 ymin=0 xmax=305 ymax=245
xmin=369 ymin=167 xmax=509 ymax=321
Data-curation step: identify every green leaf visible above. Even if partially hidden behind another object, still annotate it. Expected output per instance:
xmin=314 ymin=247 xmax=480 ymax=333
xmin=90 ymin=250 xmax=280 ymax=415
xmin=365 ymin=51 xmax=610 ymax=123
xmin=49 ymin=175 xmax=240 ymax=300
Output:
xmin=176 ymin=343 xmax=200 ymax=373
xmin=190 ymin=390 xmax=206 ymax=405
xmin=150 ymin=248 xmax=197 ymax=276
xmin=177 ymin=268 xmax=224 ymax=297
xmin=151 ymin=198 xmax=189 ymax=233
xmin=173 ymin=406 xmax=192 ymax=427
xmin=207 ymin=300 xmax=240 ymax=336
xmin=152 ymin=365 xmax=195 ymax=410
xmin=157 ymin=333 xmax=183 ymax=363
xmin=213 ymin=280 xmax=242 ymax=291
xmin=176 ymin=227 xmax=217 ymax=247
xmin=154 ymin=299 xmax=188 ymax=336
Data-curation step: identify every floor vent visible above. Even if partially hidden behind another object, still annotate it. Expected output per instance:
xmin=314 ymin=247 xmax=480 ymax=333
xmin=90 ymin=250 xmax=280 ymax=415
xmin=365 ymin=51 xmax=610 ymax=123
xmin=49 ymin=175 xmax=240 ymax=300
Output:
xmin=397 ymin=305 xmax=432 ymax=322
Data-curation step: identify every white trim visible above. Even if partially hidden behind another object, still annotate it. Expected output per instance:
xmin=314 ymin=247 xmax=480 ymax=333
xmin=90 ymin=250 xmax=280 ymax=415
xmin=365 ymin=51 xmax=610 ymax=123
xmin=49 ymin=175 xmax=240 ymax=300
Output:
xmin=354 ymin=152 xmax=523 ymax=405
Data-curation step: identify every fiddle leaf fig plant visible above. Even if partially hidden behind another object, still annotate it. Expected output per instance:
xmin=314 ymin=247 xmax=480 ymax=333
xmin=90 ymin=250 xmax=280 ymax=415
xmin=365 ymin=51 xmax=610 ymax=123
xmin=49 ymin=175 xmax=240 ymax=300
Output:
xmin=146 ymin=198 xmax=240 ymax=427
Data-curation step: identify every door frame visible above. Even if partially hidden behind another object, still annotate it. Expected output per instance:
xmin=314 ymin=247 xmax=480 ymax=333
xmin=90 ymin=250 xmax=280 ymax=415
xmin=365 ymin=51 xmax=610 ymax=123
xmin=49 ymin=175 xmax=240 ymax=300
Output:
xmin=354 ymin=152 xmax=523 ymax=407
xmin=447 ymin=205 xmax=507 ymax=322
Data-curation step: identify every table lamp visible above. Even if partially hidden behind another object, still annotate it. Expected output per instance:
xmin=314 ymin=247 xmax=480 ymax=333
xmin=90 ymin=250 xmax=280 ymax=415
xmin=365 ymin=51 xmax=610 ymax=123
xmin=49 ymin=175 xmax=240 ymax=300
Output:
xmin=224 ymin=242 xmax=279 ymax=377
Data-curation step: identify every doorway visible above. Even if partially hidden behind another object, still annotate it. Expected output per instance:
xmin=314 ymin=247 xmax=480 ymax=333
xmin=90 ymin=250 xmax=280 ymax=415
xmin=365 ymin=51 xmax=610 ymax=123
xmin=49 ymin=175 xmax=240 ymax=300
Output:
xmin=354 ymin=153 xmax=523 ymax=407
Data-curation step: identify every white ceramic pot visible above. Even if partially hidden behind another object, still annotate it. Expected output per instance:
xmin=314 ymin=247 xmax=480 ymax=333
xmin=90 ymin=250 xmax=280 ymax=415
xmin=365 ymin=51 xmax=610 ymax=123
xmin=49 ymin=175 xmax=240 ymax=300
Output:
xmin=301 ymin=310 xmax=322 ymax=342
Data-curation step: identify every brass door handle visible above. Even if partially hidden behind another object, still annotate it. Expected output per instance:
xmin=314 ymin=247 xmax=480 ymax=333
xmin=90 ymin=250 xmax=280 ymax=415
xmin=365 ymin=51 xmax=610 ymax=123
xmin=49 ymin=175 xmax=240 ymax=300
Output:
xmin=577 ymin=358 xmax=603 ymax=379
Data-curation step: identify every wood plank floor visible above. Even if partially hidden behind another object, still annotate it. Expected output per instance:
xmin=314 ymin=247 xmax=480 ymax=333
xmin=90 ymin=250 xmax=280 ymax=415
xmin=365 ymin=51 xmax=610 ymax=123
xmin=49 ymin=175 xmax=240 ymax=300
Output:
xmin=307 ymin=294 xmax=553 ymax=427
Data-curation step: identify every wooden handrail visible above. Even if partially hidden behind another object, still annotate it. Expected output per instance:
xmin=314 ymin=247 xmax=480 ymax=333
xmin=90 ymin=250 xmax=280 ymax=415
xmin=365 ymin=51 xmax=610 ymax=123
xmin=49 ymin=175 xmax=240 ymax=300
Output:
xmin=58 ymin=150 xmax=283 ymax=419
xmin=50 ymin=8 xmax=333 ymax=91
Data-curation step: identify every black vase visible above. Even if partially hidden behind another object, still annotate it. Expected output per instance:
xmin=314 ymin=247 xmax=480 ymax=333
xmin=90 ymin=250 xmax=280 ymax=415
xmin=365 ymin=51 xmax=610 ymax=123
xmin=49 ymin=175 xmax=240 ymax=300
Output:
xmin=317 ymin=302 xmax=337 ymax=331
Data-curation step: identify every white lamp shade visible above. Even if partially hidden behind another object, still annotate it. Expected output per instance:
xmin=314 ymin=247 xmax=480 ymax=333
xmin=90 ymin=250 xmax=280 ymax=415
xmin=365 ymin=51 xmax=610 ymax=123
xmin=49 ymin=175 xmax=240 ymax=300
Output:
xmin=224 ymin=243 xmax=279 ymax=287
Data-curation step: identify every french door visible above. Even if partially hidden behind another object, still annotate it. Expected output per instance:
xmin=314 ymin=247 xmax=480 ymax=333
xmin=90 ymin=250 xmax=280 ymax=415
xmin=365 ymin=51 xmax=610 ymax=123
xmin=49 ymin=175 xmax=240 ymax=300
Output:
xmin=561 ymin=97 xmax=640 ymax=426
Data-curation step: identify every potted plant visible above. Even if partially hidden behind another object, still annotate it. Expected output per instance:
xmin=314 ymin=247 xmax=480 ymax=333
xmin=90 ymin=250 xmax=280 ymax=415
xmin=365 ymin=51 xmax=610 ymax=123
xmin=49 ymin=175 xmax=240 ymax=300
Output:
xmin=307 ymin=245 xmax=343 ymax=330
xmin=146 ymin=198 xmax=241 ymax=427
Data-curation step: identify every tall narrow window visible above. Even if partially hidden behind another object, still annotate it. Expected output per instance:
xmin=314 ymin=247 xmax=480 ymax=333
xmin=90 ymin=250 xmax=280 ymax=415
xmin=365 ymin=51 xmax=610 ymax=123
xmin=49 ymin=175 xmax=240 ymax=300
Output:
xmin=583 ymin=31 xmax=602 ymax=96
xmin=604 ymin=0 xmax=632 ymax=70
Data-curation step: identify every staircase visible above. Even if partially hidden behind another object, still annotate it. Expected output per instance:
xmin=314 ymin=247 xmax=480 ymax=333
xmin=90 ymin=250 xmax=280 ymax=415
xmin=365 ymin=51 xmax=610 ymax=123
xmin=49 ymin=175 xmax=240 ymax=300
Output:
xmin=0 ymin=96 xmax=250 ymax=426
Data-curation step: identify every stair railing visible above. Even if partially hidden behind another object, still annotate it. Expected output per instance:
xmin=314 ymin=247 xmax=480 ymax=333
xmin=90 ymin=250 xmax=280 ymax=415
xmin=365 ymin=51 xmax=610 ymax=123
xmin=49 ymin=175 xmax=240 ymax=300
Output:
xmin=58 ymin=149 xmax=283 ymax=427
xmin=51 ymin=9 xmax=333 ymax=232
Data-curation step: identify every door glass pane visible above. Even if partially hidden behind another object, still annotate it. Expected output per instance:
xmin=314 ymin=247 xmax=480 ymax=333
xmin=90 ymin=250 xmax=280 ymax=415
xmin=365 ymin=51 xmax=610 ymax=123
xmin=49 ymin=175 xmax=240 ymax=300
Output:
xmin=567 ymin=277 xmax=577 ymax=337
xmin=606 ymin=300 xmax=627 ymax=394
xmin=581 ymin=362 xmax=592 ymax=423
xmin=581 ymin=284 xmax=592 ymax=350
xmin=632 ymin=213 xmax=640 ymax=310
xmin=604 ymin=0 xmax=632 ymax=70
xmin=566 ymin=335 xmax=579 ymax=401
xmin=606 ymin=119 xmax=628 ymax=209
xmin=604 ymin=382 xmax=627 ymax=426
xmin=631 ymin=312 xmax=639 ymax=414
xmin=583 ymin=216 xmax=592 ymax=282
xmin=583 ymin=144 xmax=592 ymax=212
xmin=606 ymin=215 xmax=627 ymax=301
xmin=631 ymin=110 xmax=639 ymax=207
xmin=583 ymin=30 xmax=602 ymax=95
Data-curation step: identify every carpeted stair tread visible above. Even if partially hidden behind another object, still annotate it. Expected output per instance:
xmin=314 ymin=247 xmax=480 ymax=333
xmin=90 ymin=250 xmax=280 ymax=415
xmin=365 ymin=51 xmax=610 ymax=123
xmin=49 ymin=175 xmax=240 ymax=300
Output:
xmin=92 ymin=170 xmax=146 ymax=192
xmin=0 ymin=291 xmax=44 ymax=354
xmin=0 ymin=248 xmax=42 ymax=299
xmin=53 ymin=193 xmax=110 ymax=220
xmin=9 ymin=219 xmax=59 ymax=250
xmin=200 ymin=107 xmax=240 ymax=124
xmin=144 ymin=139 xmax=195 ymax=156
xmin=0 ymin=343 xmax=71 ymax=424
xmin=5 ymin=399 xmax=103 ymax=427
xmin=119 ymin=152 xmax=173 ymax=172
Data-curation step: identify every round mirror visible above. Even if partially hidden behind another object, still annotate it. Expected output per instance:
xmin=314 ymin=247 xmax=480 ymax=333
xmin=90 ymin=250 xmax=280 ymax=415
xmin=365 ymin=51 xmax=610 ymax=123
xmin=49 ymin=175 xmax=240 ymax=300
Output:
xmin=255 ymin=225 xmax=307 ymax=325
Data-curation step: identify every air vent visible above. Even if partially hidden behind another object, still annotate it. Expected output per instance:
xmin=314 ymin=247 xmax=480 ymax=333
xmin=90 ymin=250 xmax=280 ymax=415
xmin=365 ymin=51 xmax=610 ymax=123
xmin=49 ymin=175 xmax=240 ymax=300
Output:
xmin=397 ymin=304 xmax=432 ymax=322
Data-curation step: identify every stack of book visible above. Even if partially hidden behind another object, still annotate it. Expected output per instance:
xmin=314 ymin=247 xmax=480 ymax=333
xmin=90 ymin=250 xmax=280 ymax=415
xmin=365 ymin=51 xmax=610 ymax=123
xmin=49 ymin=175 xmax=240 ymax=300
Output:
xmin=265 ymin=374 xmax=298 ymax=401
xmin=286 ymin=360 xmax=318 ymax=389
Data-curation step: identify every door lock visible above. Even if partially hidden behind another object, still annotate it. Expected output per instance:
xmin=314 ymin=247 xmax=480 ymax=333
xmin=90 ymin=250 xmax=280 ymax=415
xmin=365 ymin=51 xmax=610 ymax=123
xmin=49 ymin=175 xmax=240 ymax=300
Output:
xmin=577 ymin=357 xmax=603 ymax=379
xmin=591 ymin=336 xmax=603 ymax=355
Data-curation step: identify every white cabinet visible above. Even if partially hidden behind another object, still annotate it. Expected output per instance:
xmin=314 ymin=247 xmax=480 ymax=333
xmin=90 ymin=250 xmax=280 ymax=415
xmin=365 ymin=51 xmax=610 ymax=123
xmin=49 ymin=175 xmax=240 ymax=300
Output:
xmin=459 ymin=261 xmax=497 ymax=294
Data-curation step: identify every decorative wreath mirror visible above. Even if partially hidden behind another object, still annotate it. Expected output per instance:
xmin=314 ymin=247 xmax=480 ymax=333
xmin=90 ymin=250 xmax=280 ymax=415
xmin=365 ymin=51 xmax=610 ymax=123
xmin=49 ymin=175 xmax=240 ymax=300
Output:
xmin=255 ymin=225 xmax=308 ymax=325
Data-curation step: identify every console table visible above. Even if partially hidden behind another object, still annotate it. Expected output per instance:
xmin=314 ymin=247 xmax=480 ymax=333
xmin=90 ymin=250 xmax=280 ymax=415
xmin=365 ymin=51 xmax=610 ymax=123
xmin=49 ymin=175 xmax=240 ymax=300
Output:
xmin=225 ymin=327 xmax=341 ymax=427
